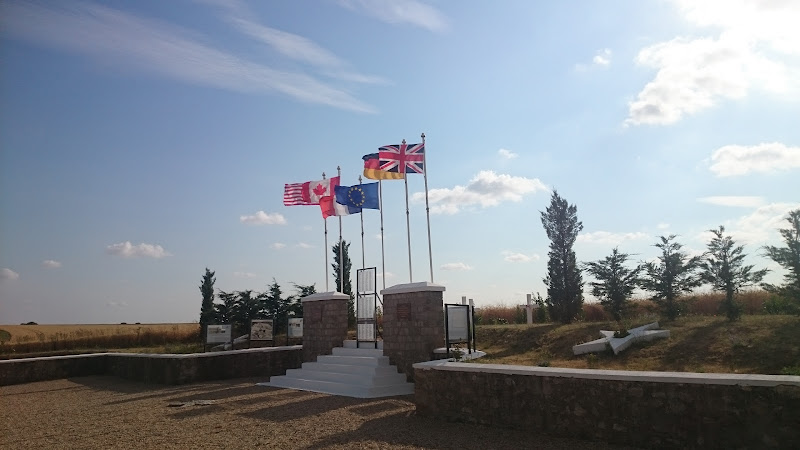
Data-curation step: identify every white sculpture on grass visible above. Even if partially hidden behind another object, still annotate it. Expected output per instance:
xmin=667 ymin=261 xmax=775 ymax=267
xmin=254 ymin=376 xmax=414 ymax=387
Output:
xmin=572 ymin=322 xmax=670 ymax=356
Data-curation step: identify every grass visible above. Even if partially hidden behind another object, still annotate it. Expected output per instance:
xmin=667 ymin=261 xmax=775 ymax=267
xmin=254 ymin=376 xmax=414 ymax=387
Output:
xmin=473 ymin=314 xmax=800 ymax=375
xmin=0 ymin=323 xmax=200 ymax=358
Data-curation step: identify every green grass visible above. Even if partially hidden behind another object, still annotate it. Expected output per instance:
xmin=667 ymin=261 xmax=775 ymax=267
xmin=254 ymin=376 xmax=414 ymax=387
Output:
xmin=473 ymin=315 xmax=800 ymax=375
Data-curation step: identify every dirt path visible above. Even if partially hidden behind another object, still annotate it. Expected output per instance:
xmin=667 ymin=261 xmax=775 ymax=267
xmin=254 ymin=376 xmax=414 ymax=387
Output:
xmin=0 ymin=376 xmax=638 ymax=449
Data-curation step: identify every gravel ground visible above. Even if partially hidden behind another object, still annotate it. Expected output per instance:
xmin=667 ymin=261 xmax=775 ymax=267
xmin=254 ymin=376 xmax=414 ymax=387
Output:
xmin=1 ymin=376 xmax=638 ymax=449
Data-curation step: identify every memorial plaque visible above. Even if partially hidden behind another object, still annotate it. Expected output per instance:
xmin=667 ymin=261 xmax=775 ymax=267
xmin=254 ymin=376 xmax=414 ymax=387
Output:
xmin=447 ymin=305 xmax=469 ymax=342
xmin=206 ymin=324 xmax=232 ymax=344
xmin=250 ymin=320 xmax=274 ymax=341
xmin=287 ymin=318 xmax=303 ymax=338
xmin=397 ymin=303 xmax=411 ymax=321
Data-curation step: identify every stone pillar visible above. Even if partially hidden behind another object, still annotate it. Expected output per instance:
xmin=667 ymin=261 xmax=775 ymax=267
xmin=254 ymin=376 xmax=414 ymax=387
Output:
xmin=381 ymin=282 xmax=445 ymax=381
xmin=301 ymin=292 xmax=349 ymax=363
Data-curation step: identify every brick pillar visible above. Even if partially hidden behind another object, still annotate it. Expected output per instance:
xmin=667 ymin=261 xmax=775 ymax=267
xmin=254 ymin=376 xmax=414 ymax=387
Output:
xmin=381 ymin=282 xmax=445 ymax=381
xmin=301 ymin=292 xmax=349 ymax=363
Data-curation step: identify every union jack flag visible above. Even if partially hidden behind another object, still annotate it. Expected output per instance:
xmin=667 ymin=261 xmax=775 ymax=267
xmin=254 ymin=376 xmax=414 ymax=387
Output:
xmin=378 ymin=141 xmax=425 ymax=174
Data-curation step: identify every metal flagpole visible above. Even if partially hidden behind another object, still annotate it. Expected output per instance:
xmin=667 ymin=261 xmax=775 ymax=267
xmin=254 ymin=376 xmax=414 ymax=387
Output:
xmin=379 ymin=180 xmax=386 ymax=290
xmin=337 ymin=166 xmax=343 ymax=293
xmin=421 ymin=133 xmax=433 ymax=282
xmin=402 ymin=139 xmax=412 ymax=283
xmin=322 ymin=172 xmax=329 ymax=292
xmin=359 ymin=175 xmax=365 ymax=270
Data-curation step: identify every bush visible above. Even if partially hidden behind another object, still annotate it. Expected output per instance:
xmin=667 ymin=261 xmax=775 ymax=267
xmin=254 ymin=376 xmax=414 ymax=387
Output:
xmin=764 ymin=295 xmax=800 ymax=315
xmin=581 ymin=303 xmax=608 ymax=322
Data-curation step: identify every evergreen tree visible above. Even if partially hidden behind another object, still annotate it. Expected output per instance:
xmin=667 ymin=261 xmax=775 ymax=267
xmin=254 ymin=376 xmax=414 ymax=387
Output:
xmin=260 ymin=279 xmax=293 ymax=334
xmin=233 ymin=290 xmax=261 ymax=334
xmin=540 ymin=191 xmax=584 ymax=323
xmin=289 ymin=283 xmax=317 ymax=316
xmin=584 ymin=248 xmax=642 ymax=322
xmin=199 ymin=268 xmax=216 ymax=341
xmin=701 ymin=226 xmax=768 ymax=321
xmin=641 ymin=235 xmax=703 ymax=320
xmin=214 ymin=290 xmax=237 ymax=325
xmin=332 ymin=240 xmax=355 ymax=327
xmin=762 ymin=209 xmax=800 ymax=305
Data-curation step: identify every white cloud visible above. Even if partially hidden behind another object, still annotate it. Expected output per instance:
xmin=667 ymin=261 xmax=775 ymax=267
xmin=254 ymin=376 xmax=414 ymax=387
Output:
xmin=240 ymin=211 xmax=287 ymax=225
xmin=709 ymin=142 xmax=800 ymax=177
xmin=498 ymin=148 xmax=518 ymax=160
xmin=106 ymin=300 xmax=128 ymax=308
xmin=106 ymin=241 xmax=171 ymax=259
xmin=502 ymin=251 xmax=539 ymax=263
xmin=297 ymin=242 xmax=314 ymax=249
xmin=337 ymin=0 xmax=449 ymax=32
xmin=626 ymin=1 xmax=799 ymax=126
xmin=377 ymin=271 xmax=395 ymax=279
xmin=233 ymin=271 xmax=257 ymax=279
xmin=593 ymin=48 xmax=612 ymax=66
xmin=270 ymin=243 xmax=286 ymax=250
xmin=657 ymin=223 xmax=670 ymax=230
xmin=1 ymin=2 xmax=376 ymax=113
xmin=717 ymin=202 xmax=800 ymax=245
xmin=440 ymin=262 xmax=473 ymax=271
xmin=42 ymin=259 xmax=62 ymax=269
xmin=415 ymin=171 xmax=548 ymax=215
xmin=577 ymin=231 xmax=649 ymax=245
xmin=0 ymin=268 xmax=20 ymax=280
xmin=697 ymin=196 xmax=764 ymax=207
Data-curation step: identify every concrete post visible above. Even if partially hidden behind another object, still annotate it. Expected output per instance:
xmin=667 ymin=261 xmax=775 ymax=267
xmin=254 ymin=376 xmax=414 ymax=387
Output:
xmin=301 ymin=292 xmax=349 ymax=363
xmin=526 ymin=293 xmax=533 ymax=325
xmin=381 ymin=281 xmax=445 ymax=381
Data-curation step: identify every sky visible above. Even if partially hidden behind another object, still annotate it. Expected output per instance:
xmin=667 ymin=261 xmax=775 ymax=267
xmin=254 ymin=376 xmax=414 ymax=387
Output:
xmin=1 ymin=0 xmax=799 ymax=325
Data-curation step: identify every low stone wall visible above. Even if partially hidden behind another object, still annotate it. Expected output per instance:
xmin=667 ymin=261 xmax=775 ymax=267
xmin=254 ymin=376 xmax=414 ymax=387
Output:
xmin=0 ymin=346 xmax=303 ymax=386
xmin=414 ymin=361 xmax=800 ymax=449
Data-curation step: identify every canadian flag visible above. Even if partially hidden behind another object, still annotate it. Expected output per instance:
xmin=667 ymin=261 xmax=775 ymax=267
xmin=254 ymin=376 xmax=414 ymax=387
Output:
xmin=284 ymin=176 xmax=340 ymax=206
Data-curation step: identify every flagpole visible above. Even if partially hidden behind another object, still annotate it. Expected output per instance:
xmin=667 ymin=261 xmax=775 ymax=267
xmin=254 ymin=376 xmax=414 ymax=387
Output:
xmin=322 ymin=172 xmax=329 ymax=292
xmin=337 ymin=166 xmax=343 ymax=293
xmin=379 ymin=180 xmax=386 ymax=290
xmin=359 ymin=175 xmax=365 ymax=270
xmin=422 ymin=132 xmax=433 ymax=283
xmin=402 ymin=139 xmax=413 ymax=283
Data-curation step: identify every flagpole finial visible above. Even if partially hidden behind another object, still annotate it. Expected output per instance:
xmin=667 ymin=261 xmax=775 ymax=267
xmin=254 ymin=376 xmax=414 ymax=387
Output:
xmin=358 ymin=175 xmax=362 ymax=183
xmin=322 ymin=172 xmax=326 ymax=179
xmin=402 ymin=139 xmax=406 ymax=144
xmin=421 ymin=132 xmax=425 ymax=139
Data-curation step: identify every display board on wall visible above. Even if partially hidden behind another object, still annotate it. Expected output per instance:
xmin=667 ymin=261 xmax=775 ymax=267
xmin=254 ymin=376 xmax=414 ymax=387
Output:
xmin=287 ymin=318 xmax=303 ymax=338
xmin=206 ymin=324 xmax=232 ymax=344
xmin=250 ymin=319 xmax=274 ymax=342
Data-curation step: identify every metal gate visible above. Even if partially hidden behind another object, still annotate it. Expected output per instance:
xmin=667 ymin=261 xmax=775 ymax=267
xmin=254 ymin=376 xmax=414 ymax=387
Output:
xmin=356 ymin=267 xmax=379 ymax=348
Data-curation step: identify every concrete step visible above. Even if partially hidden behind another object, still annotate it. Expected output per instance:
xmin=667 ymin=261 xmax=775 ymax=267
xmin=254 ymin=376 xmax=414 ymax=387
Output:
xmin=301 ymin=362 xmax=400 ymax=377
xmin=284 ymin=368 xmax=407 ymax=386
xmin=343 ymin=340 xmax=383 ymax=350
xmin=263 ymin=376 xmax=413 ymax=398
xmin=331 ymin=347 xmax=384 ymax=357
xmin=316 ymin=354 xmax=389 ymax=366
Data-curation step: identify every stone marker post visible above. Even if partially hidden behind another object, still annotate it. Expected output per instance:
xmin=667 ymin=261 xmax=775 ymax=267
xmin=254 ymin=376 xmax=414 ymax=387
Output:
xmin=381 ymin=281 xmax=445 ymax=381
xmin=526 ymin=293 xmax=533 ymax=325
xmin=301 ymin=292 xmax=349 ymax=363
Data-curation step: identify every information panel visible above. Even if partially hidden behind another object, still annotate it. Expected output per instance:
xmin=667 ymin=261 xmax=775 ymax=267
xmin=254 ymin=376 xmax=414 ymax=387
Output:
xmin=287 ymin=318 xmax=303 ymax=338
xmin=250 ymin=319 xmax=274 ymax=341
xmin=206 ymin=324 xmax=232 ymax=344
xmin=446 ymin=305 xmax=470 ymax=342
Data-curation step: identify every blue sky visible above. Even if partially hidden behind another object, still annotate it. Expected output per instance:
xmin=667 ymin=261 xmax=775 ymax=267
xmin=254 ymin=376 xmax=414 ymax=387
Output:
xmin=1 ymin=0 xmax=798 ymax=324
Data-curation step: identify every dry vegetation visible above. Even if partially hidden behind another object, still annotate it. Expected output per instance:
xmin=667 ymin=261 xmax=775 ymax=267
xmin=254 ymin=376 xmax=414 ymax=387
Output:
xmin=0 ymin=323 xmax=200 ymax=358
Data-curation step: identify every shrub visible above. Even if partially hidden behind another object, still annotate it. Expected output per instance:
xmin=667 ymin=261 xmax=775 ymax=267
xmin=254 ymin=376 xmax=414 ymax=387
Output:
xmin=581 ymin=303 xmax=608 ymax=322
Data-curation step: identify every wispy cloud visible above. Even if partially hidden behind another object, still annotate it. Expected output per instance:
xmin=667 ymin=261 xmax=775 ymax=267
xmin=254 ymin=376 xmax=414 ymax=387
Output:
xmin=709 ymin=142 xmax=800 ymax=177
xmin=440 ymin=262 xmax=473 ymax=271
xmin=106 ymin=241 xmax=171 ymax=259
xmin=0 ymin=268 xmax=20 ymax=281
xmin=233 ymin=271 xmax=257 ymax=279
xmin=414 ymin=171 xmax=548 ymax=214
xmin=498 ymin=148 xmax=518 ymax=160
xmin=625 ymin=1 xmax=799 ymax=126
xmin=697 ymin=196 xmax=764 ymax=208
xmin=502 ymin=251 xmax=538 ymax=263
xmin=702 ymin=202 xmax=800 ymax=245
xmin=577 ymin=231 xmax=649 ymax=245
xmin=297 ymin=242 xmax=314 ymax=249
xmin=337 ymin=0 xmax=449 ymax=32
xmin=270 ymin=243 xmax=286 ymax=250
xmin=42 ymin=259 xmax=62 ymax=269
xmin=657 ymin=223 xmax=670 ymax=230
xmin=240 ymin=211 xmax=287 ymax=225
xmin=1 ymin=2 xmax=376 ymax=113
xmin=106 ymin=300 xmax=128 ymax=308
xmin=593 ymin=48 xmax=612 ymax=66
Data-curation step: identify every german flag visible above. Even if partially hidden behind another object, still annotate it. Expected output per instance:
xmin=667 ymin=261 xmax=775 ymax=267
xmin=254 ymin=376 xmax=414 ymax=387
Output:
xmin=362 ymin=153 xmax=404 ymax=180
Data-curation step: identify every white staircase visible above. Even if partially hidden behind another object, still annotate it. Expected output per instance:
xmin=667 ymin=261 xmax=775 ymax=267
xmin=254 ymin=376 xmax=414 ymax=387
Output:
xmin=259 ymin=340 xmax=414 ymax=398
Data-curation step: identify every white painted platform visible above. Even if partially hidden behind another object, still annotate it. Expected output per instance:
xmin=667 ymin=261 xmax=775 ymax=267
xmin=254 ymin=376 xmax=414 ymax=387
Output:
xmin=259 ymin=340 xmax=414 ymax=398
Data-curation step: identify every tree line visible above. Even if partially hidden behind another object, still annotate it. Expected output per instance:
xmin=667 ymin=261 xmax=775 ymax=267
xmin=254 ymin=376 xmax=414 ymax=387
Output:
xmin=541 ymin=191 xmax=800 ymax=323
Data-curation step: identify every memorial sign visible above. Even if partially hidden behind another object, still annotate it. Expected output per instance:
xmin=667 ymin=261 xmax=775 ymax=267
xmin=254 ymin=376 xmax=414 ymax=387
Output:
xmin=287 ymin=318 xmax=303 ymax=338
xmin=206 ymin=324 xmax=232 ymax=344
xmin=250 ymin=319 xmax=274 ymax=342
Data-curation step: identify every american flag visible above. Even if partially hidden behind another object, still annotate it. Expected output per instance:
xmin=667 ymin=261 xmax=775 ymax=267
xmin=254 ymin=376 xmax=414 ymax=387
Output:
xmin=378 ymin=141 xmax=425 ymax=174
xmin=283 ymin=176 xmax=339 ymax=206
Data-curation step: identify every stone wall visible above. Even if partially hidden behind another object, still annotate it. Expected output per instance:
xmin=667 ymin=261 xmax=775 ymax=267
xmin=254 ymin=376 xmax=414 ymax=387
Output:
xmin=301 ymin=292 xmax=349 ymax=362
xmin=382 ymin=283 xmax=445 ymax=381
xmin=413 ymin=361 xmax=800 ymax=449
xmin=0 ymin=346 xmax=303 ymax=386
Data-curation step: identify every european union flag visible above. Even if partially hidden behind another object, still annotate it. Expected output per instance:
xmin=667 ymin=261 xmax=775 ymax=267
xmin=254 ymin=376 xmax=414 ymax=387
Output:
xmin=335 ymin=183 xmax=379 ymax=210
